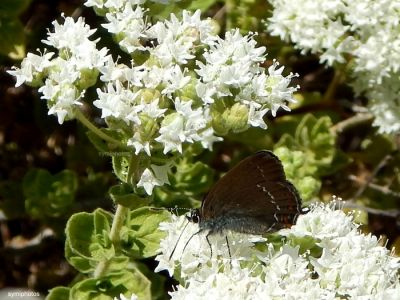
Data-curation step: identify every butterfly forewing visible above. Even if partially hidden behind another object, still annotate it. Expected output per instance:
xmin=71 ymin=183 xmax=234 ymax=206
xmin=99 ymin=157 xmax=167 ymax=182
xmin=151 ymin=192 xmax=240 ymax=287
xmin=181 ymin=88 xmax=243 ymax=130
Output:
xmin=199 ymin=151 xmax=302 ymax=234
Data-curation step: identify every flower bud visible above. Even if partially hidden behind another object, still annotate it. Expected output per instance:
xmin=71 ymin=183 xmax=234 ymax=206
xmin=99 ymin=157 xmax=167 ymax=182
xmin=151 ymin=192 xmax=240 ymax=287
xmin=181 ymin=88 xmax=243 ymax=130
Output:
xmin=211 ymin=102 xmax=249 ymax=135
xmin=76 ymin=68 xmax=99 ymax=90
xmin=139 ymin=114 xmax=160 ymax=140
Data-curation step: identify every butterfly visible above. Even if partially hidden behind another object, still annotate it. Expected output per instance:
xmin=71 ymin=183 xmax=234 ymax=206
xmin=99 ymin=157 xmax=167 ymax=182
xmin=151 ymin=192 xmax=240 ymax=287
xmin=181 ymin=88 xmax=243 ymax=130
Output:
xmin=172 ymin=150 xmax=304 ymax=259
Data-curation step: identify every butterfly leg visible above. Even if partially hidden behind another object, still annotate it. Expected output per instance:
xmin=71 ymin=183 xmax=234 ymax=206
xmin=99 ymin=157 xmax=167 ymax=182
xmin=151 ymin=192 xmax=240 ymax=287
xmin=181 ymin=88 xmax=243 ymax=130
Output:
xmin=205 ymin=232 xmax=213 ymax=259
xmin=225 ymin=235 xmax=232 ymax=260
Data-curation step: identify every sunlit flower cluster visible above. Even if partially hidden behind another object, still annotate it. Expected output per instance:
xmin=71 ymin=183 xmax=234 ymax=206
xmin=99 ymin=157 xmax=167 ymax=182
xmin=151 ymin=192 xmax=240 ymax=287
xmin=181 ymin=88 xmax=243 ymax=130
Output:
xmin=155 ymin=202 xmax=400 ymax=299
xmin=9 ymin=0 xmax=299 ymax=194
xmin=267 ymin=0 xmax=400 ymax=134
xmin=8 ymin=16 xmax=108 ymax=124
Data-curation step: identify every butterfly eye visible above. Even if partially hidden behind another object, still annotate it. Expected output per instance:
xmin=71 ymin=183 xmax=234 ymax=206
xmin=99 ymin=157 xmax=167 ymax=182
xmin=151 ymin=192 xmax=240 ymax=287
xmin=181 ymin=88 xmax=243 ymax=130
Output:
xmin=186 ymin=209 xmax=200 ymax=223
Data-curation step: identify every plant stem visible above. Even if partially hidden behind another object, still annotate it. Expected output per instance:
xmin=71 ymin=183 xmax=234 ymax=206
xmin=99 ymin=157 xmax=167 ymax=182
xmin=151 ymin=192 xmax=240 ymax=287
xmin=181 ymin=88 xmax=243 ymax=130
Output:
xmin=331 ymin=113 xmax=374 ymax=133
xmin=110 ymin=204 xmax=129 ymax=246
xmin=322 ymin=69 xmax=343 ymax=104
xmin=225 ymin=0 xmax=235 ymax=31
xmin=94 ymin=204 xmax=129 ymax=278
xmin=93 ymin=260 xmax=111 ymax=278
xmin=75 ymin=108 xmax=125 ymax=147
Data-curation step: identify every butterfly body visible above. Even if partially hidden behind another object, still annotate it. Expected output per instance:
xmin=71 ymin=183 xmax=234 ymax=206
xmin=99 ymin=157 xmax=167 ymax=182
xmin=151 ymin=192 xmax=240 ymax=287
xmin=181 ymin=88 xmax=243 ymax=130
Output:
xmin=189 ymin=151 xmax=303 ymax=235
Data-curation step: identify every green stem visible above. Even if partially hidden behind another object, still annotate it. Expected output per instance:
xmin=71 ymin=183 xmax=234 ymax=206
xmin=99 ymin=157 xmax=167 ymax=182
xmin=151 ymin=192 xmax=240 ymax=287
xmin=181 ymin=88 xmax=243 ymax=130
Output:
xmin=75 ymin=109 xmax=125 ymax=147
xmin=322 ymin=69 xmax=343 ymax=104
xmin=93 ymin=260 xmax=111 ymax=278
xmin=225 ymin=0 xmax=235 ymax=31
xmin=331 ymin=113 xmax=374 ymax=134
xmin=94 ymin=204 xmax=129 ymax=278
xmin=110 ymin=204 xmax=129 ymax=246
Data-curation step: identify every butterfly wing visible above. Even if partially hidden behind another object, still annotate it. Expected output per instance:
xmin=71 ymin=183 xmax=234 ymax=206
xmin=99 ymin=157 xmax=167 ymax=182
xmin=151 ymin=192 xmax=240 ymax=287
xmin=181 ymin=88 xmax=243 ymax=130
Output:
xmin=199 ymin=151 xmax=302 ymax=234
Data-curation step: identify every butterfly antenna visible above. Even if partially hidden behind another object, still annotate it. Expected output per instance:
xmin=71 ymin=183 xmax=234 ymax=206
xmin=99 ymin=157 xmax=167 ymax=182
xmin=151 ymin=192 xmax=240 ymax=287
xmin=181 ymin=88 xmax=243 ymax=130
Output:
xmin=149 ymin=206 xmax=191 ymax=216
xmin=168 ymin=219 xmax=190 ymax=261
xmin=180 ymin=229 xmax=203 ymax=260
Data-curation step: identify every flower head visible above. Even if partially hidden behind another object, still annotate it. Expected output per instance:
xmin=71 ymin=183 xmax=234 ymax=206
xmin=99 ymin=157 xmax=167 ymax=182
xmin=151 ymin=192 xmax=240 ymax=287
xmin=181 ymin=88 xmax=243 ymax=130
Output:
xmin=155 ymin=201 xmax=400 ymax=299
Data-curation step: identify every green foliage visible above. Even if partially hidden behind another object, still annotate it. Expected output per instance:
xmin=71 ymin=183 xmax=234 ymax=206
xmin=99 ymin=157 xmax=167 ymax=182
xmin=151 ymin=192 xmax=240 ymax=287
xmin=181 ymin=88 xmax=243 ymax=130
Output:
xmin=23 ymin=168 xmax=78 ymax=219
xmin=169 ymin=159 xmax=215 ymax=195
xmin=0 ymin=0 xmax=30 ymax=59
xmin=274 ymin=114 xmax=349 ymax=203
xmin=0 ymin=180 xmax=25 ymax=219
xmin=59 ymin=207 xmax=169 ymax=299
xmin=187 ymin=0 xmax=217 ymax=10
xmin=109 ymin=183 xmax=151 ymax=208
xmin=46 ymin=287 xmax=70 ymax=300
xmin=65 ymin=209 xmax=114 ymax=273
xmin=154 ymin=155 xmax=215 ymax=208
xmin=67 ymin=269 xmax=151 ymax=300
xmin=112 ymin=155 xmax=132 ymax=183
xmin=121 ymin=207 xmax=171 ymax=258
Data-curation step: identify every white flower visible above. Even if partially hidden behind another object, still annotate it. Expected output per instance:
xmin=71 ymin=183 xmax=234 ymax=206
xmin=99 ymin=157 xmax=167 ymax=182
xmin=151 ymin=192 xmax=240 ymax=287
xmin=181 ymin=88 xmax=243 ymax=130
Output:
xmin=195 ymin=30 xmax=266 ymax=98
xmin=198 ymin=127 xmax=223 ymax=150
xmin=93 ymin=81 xmax=143 ymax=123
xmin=161 ymin=65 xmax=191 ymax=95
xmin=114 ymin=293 xmax=138 ymax=300
xmin=267 ymin=0 xmax=400 ymax=133
xmin=155 ymin=201 xmax=400 ymax=299
xmin=102 ymin=4 xmax=147 ymax=53
xmin=247 ymin=103 xmax=268 ymax=129
xmin=43 ymin=15 xmax=97 ymax=51
xmin=39 ymin=81 xmax=83 ymax=124
xmin=155 ymin=98 xmax=216 ymax=154
xmin=10 ymin=3 xmax=298 ymax=146
xmin=147 ymin=10 xmax=216 ymax=66
xmin=84 ymin=0 xmax=105 ymax=8
xmin=127 ymin=132 xmax=151 ymax=156
xmin=7 ymin=52 xmax=54 ymax=87
xmin=137 ymin=164 xmax=170 ymax=195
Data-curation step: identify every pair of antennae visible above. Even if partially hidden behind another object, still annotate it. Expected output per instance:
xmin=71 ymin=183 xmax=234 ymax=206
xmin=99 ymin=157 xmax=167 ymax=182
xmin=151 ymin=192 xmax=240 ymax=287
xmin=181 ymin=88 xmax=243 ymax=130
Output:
xmin=150 ymin=207 xmax=213 ymax=260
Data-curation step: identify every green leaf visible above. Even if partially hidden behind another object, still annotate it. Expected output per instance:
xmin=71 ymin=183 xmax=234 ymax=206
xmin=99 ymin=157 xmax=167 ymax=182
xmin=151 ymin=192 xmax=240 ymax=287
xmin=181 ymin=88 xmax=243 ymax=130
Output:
xmin=65 ymin=238 xmax=94 ymax=273
xmin=135 ymin=262 xmax=166 ymax=300
xmin=23 ymin=169 xmax=78 ymax=219
xmin=288 ymin=235 xmax=322 ymax=258
xmin=70 ymin=278 xmax=113 ymax=300
xmin=69 ymin=269 xmax=151 ymax=300
xmin=94 ymin=209 xmax=113 ymax=237
xmin=273 ymin=114 xmax=348 ymax=202
xmin=109 ymin=184 xmax=151 ymax=209
xmin=122 ymin=207 xmax=170 ymax=258
xmin=65 ymin=209 xmax=133 ymax=274
xmin=0 ymin=17 xmax=25 ymax=59
xmin=169 ymin=160 xmax=214 ymax=195
xmin=65 ymin=209 xmax=112 ymax=259
xmin=293 ymin=114 xmax=335 ymax=175
xmin=109 ymin=269 xmax=151 ymax=300
xmin=66 ymin=212 xmax=97 ymax=259
xmin=112 ymin=155 xmax=131 ymax=183
xmin=187 ymin=0 xmax=217 ymax=10
xmin=46 ymin=286 xmax=70 ymax=300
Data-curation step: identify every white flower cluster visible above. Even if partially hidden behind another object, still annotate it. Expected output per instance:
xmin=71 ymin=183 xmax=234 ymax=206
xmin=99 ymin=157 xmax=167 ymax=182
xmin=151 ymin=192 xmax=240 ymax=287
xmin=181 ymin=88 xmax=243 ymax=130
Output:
xmin=9 ymin=0 xmax=298 ymax=152
xmin=8 ymin=15 xmax=109 ymax=124
xmin=155 ymin=203 xmax=400 ymax=299
xmin=9 ymin=0 xmax=299 ymax=194
xmin=267 ymin=0 xmax=400 ymax=134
